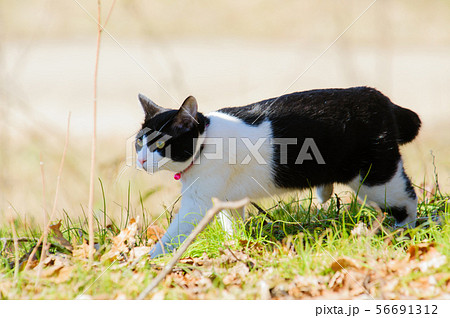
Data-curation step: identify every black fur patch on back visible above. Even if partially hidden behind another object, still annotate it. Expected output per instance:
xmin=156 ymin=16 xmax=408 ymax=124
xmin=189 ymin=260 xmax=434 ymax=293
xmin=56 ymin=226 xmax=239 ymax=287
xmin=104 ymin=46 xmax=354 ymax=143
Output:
xmin=218 ymin=102 xmax=267 ymax=126
xmin=219 ymin=87 xmax=419 ymax=190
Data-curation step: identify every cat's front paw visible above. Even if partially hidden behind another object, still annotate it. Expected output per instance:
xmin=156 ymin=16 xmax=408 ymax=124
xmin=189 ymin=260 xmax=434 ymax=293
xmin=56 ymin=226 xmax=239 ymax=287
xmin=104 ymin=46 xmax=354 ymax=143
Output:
xmin=149 ymin=242 xmax=173 ymax=259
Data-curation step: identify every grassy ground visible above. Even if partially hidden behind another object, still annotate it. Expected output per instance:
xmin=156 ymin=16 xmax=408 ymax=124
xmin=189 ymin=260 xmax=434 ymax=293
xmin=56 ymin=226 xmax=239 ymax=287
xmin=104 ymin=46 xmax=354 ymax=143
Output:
xmin=1 ymin=0 xmax=449 ymax=300
xmin=0 ymin=176 xmax=448 ymax=299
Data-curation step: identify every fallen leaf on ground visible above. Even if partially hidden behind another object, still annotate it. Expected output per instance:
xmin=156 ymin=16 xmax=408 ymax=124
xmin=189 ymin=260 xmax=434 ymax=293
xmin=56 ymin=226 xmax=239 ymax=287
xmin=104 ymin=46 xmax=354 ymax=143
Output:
xmin=53 ymin=266 xmax=74 ymax=283
xmin=101 ymin=217 xmax=139 ymax=262
xmin=223 ymin=262 xmax=249 ymax=286
xmin=330 ymin=256 xmax=362 ymax=272
xmin=408 ymin=242 xmax=436 ymax=260
xmin=407 ymin=242 xmax=447 ymax=272
xmin=147 ymin=225 xmax=165 ymax=242
xmin=219 ymin=248 xmax=250 ymax=264
xmin=38 ymin=253 xmax=74 ymax=283
xmin=72 ymin=239 xmax=92 ymax=259
xmin=49 ymin=221 xmax=73 ymax=251
xmin=40 ymin=263 xmax=64 ymax=278
xmin=130 ymin=246 xmax=151 ymax=260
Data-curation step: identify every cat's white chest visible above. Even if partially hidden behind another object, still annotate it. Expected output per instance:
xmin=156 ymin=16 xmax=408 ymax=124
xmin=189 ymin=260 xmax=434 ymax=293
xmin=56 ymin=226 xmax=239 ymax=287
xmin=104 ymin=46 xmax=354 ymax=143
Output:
xmin=181 ymin=112 xmax=281 ymax=201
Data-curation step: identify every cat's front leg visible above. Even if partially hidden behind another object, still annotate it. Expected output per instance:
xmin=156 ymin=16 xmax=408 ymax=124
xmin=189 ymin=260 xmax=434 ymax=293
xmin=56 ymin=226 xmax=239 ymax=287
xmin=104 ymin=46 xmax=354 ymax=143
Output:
xmin=217 ymin=207 xmax=245 ymax=236
xmin=149 ymin=194 xmax=211 ymax=258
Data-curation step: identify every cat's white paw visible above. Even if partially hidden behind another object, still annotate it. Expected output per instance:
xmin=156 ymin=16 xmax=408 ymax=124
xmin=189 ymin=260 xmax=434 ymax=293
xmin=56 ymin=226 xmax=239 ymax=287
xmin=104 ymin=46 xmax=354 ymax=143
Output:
xmin=317 ymin=184 xmax=333 ymax=204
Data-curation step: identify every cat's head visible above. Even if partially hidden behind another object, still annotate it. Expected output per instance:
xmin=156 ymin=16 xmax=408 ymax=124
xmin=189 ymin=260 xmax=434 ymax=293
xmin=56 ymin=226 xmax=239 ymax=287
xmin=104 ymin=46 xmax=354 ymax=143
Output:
xmin=135 ymin=94 xmax=208 ymax=173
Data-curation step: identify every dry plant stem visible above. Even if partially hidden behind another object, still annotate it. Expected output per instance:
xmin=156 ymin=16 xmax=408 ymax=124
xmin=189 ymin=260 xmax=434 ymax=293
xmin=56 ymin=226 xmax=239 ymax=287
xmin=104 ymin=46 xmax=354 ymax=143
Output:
xmin=87 ymin=0 xmax=102 ymax=264
xmin=10 ymin=219 xmax=19 ymax=283
xmin=154 ymin=228 xmax=166 ymax=257
xmin=103 ymin=0 xmax=116 ymax=26
xmin=137 ymin=197 xmax=250 ymax=300
xmin=35 ymin=155 xmax=48 ymax=284
xmin=86 ymin=0 xmax=116 ymax=265
xmin=25 ymin=114 xmax=71 ymax=270
xmin=0 ymin=238 xmax=37 ymax=243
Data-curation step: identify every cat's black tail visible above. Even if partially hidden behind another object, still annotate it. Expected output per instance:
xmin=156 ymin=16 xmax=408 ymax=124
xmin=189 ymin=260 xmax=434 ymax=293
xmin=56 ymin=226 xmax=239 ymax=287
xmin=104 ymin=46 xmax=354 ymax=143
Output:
xmin=392 ymin=104 xmax=421 ymax=145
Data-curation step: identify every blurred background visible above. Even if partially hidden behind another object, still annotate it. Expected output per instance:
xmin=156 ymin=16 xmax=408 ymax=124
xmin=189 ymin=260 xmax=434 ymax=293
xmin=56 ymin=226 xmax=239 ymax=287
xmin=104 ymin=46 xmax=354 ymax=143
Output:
xmin=0 ymin=0 xmax=449 ymax=227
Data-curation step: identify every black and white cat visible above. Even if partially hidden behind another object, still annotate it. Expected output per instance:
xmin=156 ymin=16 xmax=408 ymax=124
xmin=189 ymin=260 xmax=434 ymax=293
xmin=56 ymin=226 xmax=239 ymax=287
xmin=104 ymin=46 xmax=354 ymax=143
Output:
xmin=135 ymin=87 xmax=421 ymax=258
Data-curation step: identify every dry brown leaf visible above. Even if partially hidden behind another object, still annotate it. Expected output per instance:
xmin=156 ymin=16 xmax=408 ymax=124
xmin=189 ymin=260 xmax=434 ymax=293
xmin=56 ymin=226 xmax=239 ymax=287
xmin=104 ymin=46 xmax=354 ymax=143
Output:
xmin=328 ymin=271 xmax=346 ymax=290
xmin=170 ymin=271 xmax=201 ymax=290
xmin=42 ymin=265 xmax=74 ymax=283
xmin=408 ymin=242 xmax=436 ymax=260
xmin=101 ymin=217 xmax=139 ymax=262
xmin=54 ymin=265 xmax=74 ymax=283
xmin=39 ymin=254 xmax=73 ymax=283
xmin=147 ymin=225 xmax=165 ymax=242
xmin=219 ymin=248 xmax=251 ymax=264
xmin=222 ymin=262 xmax=249 ymax=286
xmin=130 ymin=246 xmax=151 ymax=260
xmin=22 ymin=255 xmax=39 ymax=270
xmin=72 ymin=239 xmax=92 ymax=259
xmin=407 ymin=242 xmax=447 ymax=272
xmin=49 ymin=220 xmax=73 ymax=251
xmin=190 ymin=253 xmax=213 ymax=268
xmin=292 ymin=275 xmax=327 ymax=298
xmin=179 ymin=257 xmax=195 ymax=265
xmin=331 ymin=256 xmax=362 ymax=272
xmin=41 ymin=264 xmax=64 ymax=278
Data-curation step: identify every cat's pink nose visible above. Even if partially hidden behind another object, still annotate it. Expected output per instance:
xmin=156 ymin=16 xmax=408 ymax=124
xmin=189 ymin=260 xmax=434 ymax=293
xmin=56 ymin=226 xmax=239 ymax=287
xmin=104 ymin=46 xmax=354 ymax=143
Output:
xmin=139 ymin=158 xmax=147 ymax=165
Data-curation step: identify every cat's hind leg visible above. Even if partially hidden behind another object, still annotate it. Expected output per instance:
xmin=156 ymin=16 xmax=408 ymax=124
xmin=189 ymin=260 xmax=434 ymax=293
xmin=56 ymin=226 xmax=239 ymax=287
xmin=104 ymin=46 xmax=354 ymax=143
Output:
xmin=317 ymin=184 xmax=334 ymax=204
xmin=218 ymin=207 xmax=245 ymax=236
xmin=348 ymin=159 xmax=417 ymax=228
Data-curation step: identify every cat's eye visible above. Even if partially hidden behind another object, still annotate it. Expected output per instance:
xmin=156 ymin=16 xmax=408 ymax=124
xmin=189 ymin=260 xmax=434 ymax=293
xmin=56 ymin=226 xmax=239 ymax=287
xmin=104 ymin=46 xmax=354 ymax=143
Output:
xmin=156 ymin=140 xmax=165 ymax=149
xmin=136 ymin=138 xmax=143 ymax=147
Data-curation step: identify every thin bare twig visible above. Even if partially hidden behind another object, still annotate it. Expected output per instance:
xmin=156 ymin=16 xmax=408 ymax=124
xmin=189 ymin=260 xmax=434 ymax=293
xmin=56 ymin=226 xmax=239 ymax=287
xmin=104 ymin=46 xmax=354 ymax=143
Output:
xmin=34 ymin=155 xmax=48 ymax=285
xmin=0 ymin=238 xmax=38 ymax=243
xmin=225 ymin=246 xmax=243 ymax=262
xmin=137 ymin=197 xmax=250 ymax=300
xmin=154 ymin=227 xmax=166 ymax=258
xmin=103 ymin=0 xmax=117 ymax=28
xmin=25 ymin=114 xmax=71 ymax=270
xmin=87 ymin=0 xmax=102 ymax=264
xmin=87 ymin=0 xmax=117 ymax=265
xmin=1 ymin=238 xmax=37 ymax=254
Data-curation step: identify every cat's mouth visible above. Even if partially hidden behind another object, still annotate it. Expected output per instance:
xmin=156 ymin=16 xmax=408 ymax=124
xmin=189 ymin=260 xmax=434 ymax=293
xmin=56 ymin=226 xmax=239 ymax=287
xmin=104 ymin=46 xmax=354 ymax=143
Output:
xmin=137 ymin=155 xmax=162 ymax=173
xmin=138 ymin=158 xmax=148 ymax=171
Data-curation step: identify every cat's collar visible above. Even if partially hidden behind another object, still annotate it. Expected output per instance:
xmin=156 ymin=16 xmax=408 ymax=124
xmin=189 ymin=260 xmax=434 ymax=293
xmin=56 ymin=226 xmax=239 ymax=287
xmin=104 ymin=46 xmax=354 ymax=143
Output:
xmin=173 ymin=144 xmax=204 ymax=180
xmin=174 ymin=123 xmax=209 ymax=180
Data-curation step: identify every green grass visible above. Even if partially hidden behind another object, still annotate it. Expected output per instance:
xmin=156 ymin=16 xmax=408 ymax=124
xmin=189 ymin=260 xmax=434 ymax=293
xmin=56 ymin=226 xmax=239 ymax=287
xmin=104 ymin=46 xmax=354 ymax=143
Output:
xmin=0 ymin=179 xmax=449 ymax=299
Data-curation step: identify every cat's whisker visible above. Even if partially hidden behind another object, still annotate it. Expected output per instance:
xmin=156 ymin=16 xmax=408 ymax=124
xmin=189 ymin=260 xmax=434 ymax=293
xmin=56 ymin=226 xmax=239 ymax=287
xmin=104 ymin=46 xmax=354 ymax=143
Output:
xmin=114 ymin=164 xmax=132 ymax=186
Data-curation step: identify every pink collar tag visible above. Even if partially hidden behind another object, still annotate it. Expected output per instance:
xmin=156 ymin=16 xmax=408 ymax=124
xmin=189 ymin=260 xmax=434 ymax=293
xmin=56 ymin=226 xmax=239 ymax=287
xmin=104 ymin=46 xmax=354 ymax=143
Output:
xmin=174 ymin=173 xmax=181 ymax=180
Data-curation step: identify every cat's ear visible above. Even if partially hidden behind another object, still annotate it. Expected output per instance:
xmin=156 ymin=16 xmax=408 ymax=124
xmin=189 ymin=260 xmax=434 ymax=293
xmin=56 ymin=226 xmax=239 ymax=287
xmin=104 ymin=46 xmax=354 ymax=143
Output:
xmin=138 ymin=94 xmax=164 ymax=117
xmin=173 ymin=96 xmax=198 ymax=129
